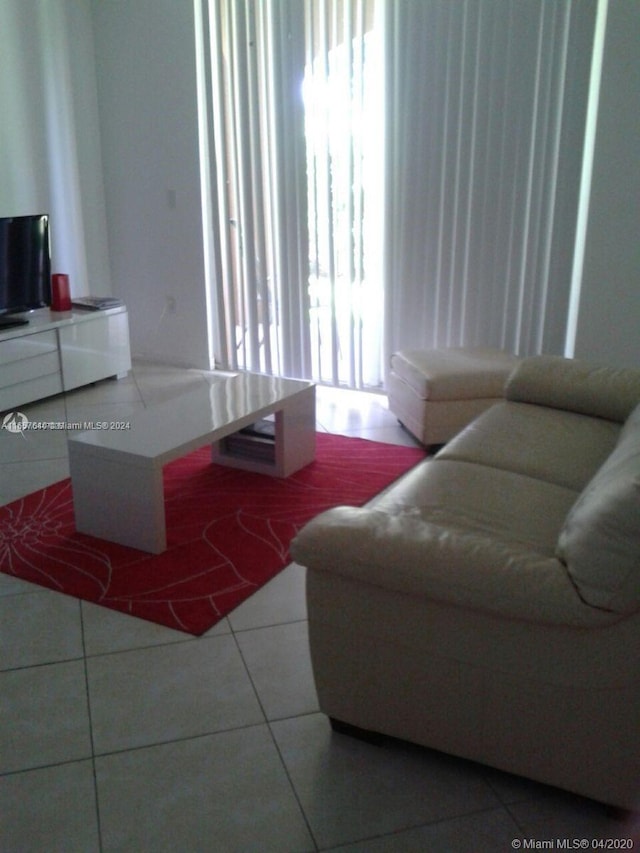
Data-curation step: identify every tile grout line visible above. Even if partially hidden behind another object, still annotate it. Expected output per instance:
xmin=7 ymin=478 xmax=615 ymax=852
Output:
xmin=265 ymin=715 xmax=321 ymax=852
xmin=229 ymin=621 xmax=321 ymax=851
xmin=79 ymin=600 xmax=105 ymax=853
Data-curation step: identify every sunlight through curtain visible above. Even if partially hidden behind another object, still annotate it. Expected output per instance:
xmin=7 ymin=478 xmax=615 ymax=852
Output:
xmin=205 ymin=0 xmax=383 ymax=388
xmin=303 ymin=0 xmax=384 ymax=388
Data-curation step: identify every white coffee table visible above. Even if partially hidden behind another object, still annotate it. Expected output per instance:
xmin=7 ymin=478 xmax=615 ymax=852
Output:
xmin=67 ymin=372 xmax=315 ymax=553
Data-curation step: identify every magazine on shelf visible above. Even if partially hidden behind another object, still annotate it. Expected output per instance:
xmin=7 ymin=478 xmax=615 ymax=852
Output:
xmin=220 ymin=418 xmax=276 ymax=463
xmin=72 ymin=296 xmax=123 ymax=311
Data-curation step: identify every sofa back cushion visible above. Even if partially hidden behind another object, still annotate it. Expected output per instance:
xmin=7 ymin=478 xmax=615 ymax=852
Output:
xmin=507 ymin=355 xmax=640 ymax=423
xmin=556 ymin=403 xmax=640 ymax=614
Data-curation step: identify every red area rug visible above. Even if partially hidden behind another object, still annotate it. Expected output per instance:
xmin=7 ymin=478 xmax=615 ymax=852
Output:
xmin=0 ymin=433 xmax=424 ymax=635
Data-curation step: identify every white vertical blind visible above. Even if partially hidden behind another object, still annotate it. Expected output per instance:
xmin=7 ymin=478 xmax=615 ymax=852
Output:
xmin=382 ymin=0 xmax=597 ymax=369
xmin=206 ymin=0 xmax=309 ymax=377
xmin=204 ymin=0 xmax=597 ymax=388
xmin=304 ymin=0 xmax=384 ymax=387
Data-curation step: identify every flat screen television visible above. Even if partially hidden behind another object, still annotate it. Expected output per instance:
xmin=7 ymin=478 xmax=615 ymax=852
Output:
xmin=0 ymin=214 xmax=51 ymax=329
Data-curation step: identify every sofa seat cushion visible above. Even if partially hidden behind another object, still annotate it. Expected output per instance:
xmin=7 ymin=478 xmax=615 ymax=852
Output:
xmin=291 ymin=502 xmax=619 ymax=628
xmin=438 ymin=401 xmax=621 ymax=492
xmin=374 ymin=458 xmax=578 ymax=556
xmin=557 ymin=403 xmax=640 ymax=614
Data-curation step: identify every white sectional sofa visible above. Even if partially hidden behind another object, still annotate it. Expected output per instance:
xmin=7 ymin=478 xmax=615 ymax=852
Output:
xmin=291 ymin=355 xmax=640 ymax=810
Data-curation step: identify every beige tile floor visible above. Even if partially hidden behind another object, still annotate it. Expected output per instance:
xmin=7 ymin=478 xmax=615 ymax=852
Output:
xmin=0 ymin=362 xmax=635 ymax=851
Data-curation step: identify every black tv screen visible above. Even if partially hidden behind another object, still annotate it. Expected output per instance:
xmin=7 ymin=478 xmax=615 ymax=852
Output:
xmin=0 ymin=214 xmax=51 ymax=323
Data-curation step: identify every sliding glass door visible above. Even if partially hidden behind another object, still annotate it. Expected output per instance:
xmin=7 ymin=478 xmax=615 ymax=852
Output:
xmin=204 ymin=0 xmax=384 ymax=389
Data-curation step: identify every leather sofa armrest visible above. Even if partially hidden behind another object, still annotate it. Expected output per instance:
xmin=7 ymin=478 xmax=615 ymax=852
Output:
xmin=291 ymin=505 xmax=618 ymax=627
xmin=505 ymin=355 xmax=640 ymax=423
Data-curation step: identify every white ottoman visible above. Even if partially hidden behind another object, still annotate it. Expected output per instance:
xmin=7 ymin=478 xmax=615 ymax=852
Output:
xmin=388 ymin=347 xmax=520 ymax=446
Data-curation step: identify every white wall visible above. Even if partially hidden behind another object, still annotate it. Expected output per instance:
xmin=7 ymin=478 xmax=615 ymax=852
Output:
xmin=573 ymin=0 xmax=640 ymax=368
xmin=91 ymin=0 xmax=212 ymax=368
xmin=0 ymin=0 xmax=110 ymax=297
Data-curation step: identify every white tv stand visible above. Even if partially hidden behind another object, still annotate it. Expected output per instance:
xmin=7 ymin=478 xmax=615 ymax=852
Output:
xmin=0 ymin=305 xmax=132 ymax=412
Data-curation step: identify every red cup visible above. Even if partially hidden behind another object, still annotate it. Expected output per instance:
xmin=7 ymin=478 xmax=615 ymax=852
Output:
xmin=51 ymin=273 xmax=72 ymax=312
